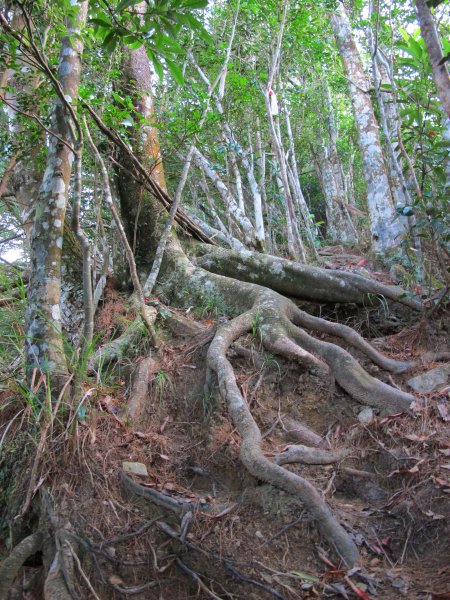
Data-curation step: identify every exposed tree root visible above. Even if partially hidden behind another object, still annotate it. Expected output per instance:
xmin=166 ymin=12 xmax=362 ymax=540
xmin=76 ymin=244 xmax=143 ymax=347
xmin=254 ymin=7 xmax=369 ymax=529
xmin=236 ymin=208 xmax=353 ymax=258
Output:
xmin=44 ymin=531 xmax=78 ymax=600
xmin=194 ymin=245 xmax=423 ymax=310
xmin=119 ymin=471 xmax=233 ymax=516
xmin=89 ymin=312 xmax=152 ymax=371
xmin=273 ymin=445 xmax=352 ymax=465
xmin=207 ymin=308 xmax=360 ymax=566
xmin=0 ymin=532 xmax=44 ymax=600
xmin=151 ymin=244 xmax=421 ymax=566
xmin=281 ymin=418 xmax=323 ymax=447
xmin=121 ymin=356 xmax=155 ymax=421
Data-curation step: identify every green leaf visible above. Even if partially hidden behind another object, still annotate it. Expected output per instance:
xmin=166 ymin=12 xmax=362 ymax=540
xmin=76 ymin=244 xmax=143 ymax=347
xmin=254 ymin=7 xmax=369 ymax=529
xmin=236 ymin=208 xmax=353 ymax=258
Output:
xmin=180 ymin=0 xmax=208 ymax=8
xmin=123 ymin=35 xmax=143 ymax=50
xmin=102 ymin=30 xmax=118 ymax=53
xmin=117 ymin=0 xmax=140 ymax=10
xmin=166 ymin=59 xmax=184 ymax=85
xmin=148 ymin=50 xmax=164 ymax=79
xmin=90 ymin=17 xmax=112 ymax=28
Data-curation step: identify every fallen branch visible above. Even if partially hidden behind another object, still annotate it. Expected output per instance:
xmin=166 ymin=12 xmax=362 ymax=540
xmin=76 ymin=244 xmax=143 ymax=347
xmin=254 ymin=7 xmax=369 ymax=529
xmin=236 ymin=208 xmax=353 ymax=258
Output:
xmin=121 ymin=356 xmax=155 ymax=421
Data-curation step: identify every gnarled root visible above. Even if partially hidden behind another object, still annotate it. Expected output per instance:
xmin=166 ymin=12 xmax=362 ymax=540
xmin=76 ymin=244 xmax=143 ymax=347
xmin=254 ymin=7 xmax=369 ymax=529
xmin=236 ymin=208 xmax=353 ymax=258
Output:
xmin=194 ymin=245 xmax=423 ymax=311
xmin=0 ymin=532 xmax=44 ymax=600
xmin=203 ymin=289 xmax=417 ymax=566
xmin=207 ymin=309 xmax=360 ymax=567
xmin=157 ymin=248 xmax=419 ymax=565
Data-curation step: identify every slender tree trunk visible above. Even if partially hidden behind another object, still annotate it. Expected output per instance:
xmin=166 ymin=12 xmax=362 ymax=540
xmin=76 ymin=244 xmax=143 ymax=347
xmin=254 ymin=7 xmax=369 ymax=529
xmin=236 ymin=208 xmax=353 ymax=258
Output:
xmin=265 ymin=92 xmax=306 ymax=261
xmin=331 ymin=2 xmax=404 ymax=253
xmin=2 ymin=10 xmax=43 ymax=244
xmin=414 ymin=0 xmax=450 ymax=120
xmin=443 ymin=115 xmax=450 ymax=195
xmin=189 ymin=52 xmax=266 ymax=250
xmin=255 ymin=125 xmax=272 ymax=252
xmin=284 ymin=107 xmax=319 ymax=254
xmin=25 ymin=1 xmax=88 ymax=391
xmin=190 ymin=146 xmax=258 ymax=247
xmin=317 ymin=84 xmax=358 ymax=244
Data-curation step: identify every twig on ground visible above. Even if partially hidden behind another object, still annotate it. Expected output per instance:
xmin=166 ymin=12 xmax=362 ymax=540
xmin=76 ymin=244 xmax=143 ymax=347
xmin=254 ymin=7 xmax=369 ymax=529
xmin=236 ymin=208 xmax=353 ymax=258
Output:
xmin=225 ymin=563 xmax=289 ymax=600
xmin=176 ymin=558 xmax=222 ymax=600
xmin=109 ymin=581 xmax=159 ymax=595
xmin=68 ymin=541 xmax=102 ymax=600
xmin=93 ymin=518 xmax=160 ymax=548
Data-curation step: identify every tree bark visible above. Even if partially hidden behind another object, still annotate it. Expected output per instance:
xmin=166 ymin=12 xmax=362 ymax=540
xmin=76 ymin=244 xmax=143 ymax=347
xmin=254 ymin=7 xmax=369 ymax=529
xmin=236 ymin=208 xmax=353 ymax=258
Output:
xmin=117 ymin=44 xmax=167 ymax=268
xmin=25 ymin=1 xmax=88 ymax=391
xmin=331 ymin=2 xmax=404 ymax=253
xmin=414 ymin=0 xmax=450 ymax=120
xmin=190 ymin=146 xmax=258 ymax=247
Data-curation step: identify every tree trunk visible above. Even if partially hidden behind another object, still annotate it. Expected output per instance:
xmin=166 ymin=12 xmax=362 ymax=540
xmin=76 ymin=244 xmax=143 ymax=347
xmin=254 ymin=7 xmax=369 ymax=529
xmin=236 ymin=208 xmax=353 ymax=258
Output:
xmin=25 ymin=2 xmax=88 ymax=391
xmin=117 ymin=44 xmax=167 ymax=268
xmin=190 ymin=146 xmax=258 ymax=248
xmin=318 ymin=83 xmax=358 ymax=244
xmin=111 ymin=26 xmax=421 ymax=570
xmin=331 ymin=2 xmax=404 ymax=253
xmin=284 ymin=106 xmax=319 ymax=253
xmin=414 ymin=0 xmax=450 ymax=120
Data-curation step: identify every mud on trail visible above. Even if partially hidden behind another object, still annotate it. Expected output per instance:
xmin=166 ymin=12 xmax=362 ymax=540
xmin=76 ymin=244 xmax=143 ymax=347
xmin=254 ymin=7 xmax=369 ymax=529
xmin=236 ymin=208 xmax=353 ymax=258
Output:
xmin=1 ymin=294 xmax=450 ymax=600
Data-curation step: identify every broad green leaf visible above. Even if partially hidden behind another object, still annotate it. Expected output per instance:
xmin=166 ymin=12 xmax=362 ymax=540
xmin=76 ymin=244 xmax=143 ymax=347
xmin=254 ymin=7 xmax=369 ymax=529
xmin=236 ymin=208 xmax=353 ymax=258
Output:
xmin=166 ymin=58 xmax=184 ymax=85
xmin=180 ymin=0 xmax=208 ymax=9
xmin=102 ymin=30 xmax=118 ymax=53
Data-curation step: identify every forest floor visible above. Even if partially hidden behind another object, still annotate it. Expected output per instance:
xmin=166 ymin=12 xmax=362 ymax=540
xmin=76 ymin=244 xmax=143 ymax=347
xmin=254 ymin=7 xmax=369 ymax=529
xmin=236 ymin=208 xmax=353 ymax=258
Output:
xmin=1 ymin=248 xmax=449 ymax=600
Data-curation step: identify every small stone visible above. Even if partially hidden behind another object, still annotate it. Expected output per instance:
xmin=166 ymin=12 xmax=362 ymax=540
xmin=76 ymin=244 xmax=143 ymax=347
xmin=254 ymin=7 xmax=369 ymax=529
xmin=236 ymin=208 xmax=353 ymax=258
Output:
xmin=407 ymin=365 xmax=450 ymax=393
xmin=255 ymin=530 xmax=264 ymax=539
xmin=122 ymin=461 xmax=148 ymax=477
xmin=358 ymin=407 xmax=374 ymax=424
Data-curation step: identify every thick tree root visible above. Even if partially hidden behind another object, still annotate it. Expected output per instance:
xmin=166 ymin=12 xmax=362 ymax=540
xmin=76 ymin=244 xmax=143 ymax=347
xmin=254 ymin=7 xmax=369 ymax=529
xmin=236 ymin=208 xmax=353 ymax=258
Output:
xmin=274 ymin=445 xmax=352 ymax=466
xmin=156 ymin=245 xmax=419 ymax=564
xmin=281 ymin=418 xmax=323 ymax=447
xmin=291 ymin=306 xmax=417 ymax=374
xmin=0 ymin=532 xmax=44 ymax=600
xmin=194 ymin=245 xmax=423 ymax=310
xmin=207 ymin=309 xmax=360 ymax=567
